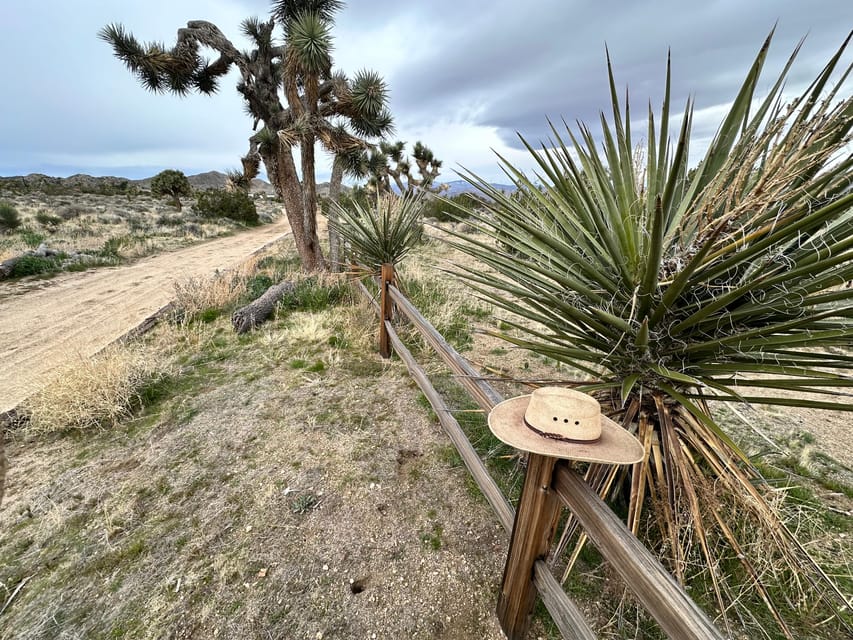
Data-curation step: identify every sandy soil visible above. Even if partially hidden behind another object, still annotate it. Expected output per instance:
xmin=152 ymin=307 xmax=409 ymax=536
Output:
xmin=0 ymin=217 xmax=291 ymax=414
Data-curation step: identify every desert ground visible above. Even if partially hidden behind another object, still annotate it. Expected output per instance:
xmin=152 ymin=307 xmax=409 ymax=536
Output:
xmin=0 ymin=215 xmax=290 ymax=414
xmin=0 ymin=199 xmax=849 ymax=639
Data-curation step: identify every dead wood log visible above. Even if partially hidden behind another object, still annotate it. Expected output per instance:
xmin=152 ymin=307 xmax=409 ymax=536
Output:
xmin=0 ymin=256 xmax=20 ymax=280
xmin=231 ymin=281 xmax=294 ymax=333
xmin=0 ymin=423 xmax=5 ymax=507
xmin=0 ymin=410 xmax=25 ymax=507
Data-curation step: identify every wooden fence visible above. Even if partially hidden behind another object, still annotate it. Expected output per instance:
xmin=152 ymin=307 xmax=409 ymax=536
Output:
xmin=357 ymin=265 xmax=725 ymax=640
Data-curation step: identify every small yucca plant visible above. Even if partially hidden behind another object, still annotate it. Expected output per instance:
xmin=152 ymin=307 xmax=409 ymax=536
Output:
xmin=329 ymin=191 xmax=425 ymax=274
xmin=448 ymin=30 xmax=852 ymax=638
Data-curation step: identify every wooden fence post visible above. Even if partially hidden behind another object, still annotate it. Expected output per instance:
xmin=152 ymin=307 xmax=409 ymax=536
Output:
xmin=379 ymin=263 xmax=394 ymax=358
xmin=497 ymin=453 xmax=562 ymax=640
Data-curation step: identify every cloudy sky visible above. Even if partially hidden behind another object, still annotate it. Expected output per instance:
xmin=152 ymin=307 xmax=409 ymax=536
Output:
xmin=1 ymin=1 xmax=850 ymax=184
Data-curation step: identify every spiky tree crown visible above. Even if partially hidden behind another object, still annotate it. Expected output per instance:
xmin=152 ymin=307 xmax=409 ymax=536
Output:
xmin=100 ymin=1 xmax=393 ymax=193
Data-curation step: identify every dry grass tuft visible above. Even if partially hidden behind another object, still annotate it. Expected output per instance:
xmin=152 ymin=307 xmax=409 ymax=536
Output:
xmin=171 ymin=255 xmax=260 ymax=323
xmin=22 ymin=343 xmax=171 ymax=433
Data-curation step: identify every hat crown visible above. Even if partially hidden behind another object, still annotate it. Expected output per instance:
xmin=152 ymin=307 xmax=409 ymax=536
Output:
xmin=525 ymin=387 xmax=602 ymax=441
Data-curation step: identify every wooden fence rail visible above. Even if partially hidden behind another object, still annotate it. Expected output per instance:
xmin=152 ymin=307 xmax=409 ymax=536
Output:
xmin=359 ymin=265 xmax=724 ymax=640
xmin=553 ymin=467 xmax=724 ymax=640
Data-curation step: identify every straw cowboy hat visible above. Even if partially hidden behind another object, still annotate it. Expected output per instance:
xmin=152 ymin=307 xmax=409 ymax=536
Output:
xmin=488 ymin=387 xmax=644 ymax=464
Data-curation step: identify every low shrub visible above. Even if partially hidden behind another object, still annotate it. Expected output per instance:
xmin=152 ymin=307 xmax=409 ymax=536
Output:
xmin=10 ymin=254 xmax=63 ymax=277
xmin=0 ymin=201 xmax=20 ymax=231
xmin=35 ymin=210 xmax=63 ymax=227
xmin=19 ymin=229 xmax=45 ymax=247
xmin=420 ymin=192 xmax=483 ymax=222
xmin=99 ymin=236 xmax=133 ymax=258
xmin=184 ymin=223 xmax=203 ymax=237
xmin=156 ymin=214 xmax=184 ymax=226
xmin=56 ymin=204 xmax=88 ymax=220
xmin=194 ymin=189 xmax=259 ymax=224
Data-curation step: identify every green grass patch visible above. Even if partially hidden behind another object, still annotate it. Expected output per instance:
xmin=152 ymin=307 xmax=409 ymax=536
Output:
xmin=256 ymin=253 xmax=302 ymax=279
xmin=399 ymin=274 xmax=487 ymax=351
xmin=246 ymin=273 xmax=274 ymax=300
xmin=10 ymin=254 xmax=64 ymax=277
xmin=83 ymin=536 xmax=149 ymax=577
xmin=197 ymin=308 xmax=221 ymax=324
xmin=18 ymin=228 xmax=44 ymax=247
xmin=416 ymin=376 xmax=520 ymax=503
xmin=419 ymin=523 xmax=444 ymax=550
xmin=278 ymin=276 xmax=351 ymax=313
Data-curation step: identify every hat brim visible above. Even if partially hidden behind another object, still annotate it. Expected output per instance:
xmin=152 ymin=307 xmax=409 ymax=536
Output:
xmin=488 ymin=395 xmax=645 ymax=465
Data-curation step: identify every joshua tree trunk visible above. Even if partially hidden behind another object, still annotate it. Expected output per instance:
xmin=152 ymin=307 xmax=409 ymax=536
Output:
xmin=297 ymin=74 xmax=325 ymax=272
xmin=327 ymin=156 xmax=344 ymax=271
xmin=300 ymin=139 xmax=325 ymax=271
xmin=261 ymin=144 xmax=324 ymax=271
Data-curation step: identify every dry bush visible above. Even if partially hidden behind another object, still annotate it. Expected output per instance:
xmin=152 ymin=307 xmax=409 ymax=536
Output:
xmin=23 ymin=343 xmax=171 ymax=433
xmin=171 ymin=255 xmax=260 ymax=323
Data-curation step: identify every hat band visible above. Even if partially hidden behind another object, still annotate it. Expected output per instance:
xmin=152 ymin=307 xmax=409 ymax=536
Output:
xmin=524 ymin=417 xmax=601 ymax=444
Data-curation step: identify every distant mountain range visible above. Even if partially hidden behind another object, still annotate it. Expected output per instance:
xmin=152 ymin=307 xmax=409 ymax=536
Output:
xmin=135 ymin=171 xmax=276 ymax=194
xmin=439 ymin=180 xmax=517 ymax=196
xmin=0 ymin=171 xmax=514 ymax=198
xmin=0 ymin=171 xmax=276 ymax=196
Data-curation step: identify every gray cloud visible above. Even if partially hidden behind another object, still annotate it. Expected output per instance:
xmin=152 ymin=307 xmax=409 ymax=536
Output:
xmin=381 ymin=0 xmax=851 ymax=150
xmin=0 ymin=1 xmax=849 ymax=182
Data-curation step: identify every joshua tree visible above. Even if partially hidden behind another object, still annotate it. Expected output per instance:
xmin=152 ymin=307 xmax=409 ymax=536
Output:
xmin=150 ymin=169 xmax=192 ymax=211
xmin=100 ymin=0 xmax=393 ymax=271
xmin=450 ymin=33 xmax=853 ymax=637
xmin=361 ymin=141 xmax=443 ymax=195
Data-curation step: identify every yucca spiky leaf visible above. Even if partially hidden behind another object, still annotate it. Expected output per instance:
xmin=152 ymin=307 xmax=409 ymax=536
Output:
xmin=271 ymin=0 xmax=343 ymax=34
xmin=447 ymin=31 xmax=853 ymax=637
xmin=329 ymin=193 xmax=425 ymax=271
xmin=287 ymin=11 xmax=333 ymax=77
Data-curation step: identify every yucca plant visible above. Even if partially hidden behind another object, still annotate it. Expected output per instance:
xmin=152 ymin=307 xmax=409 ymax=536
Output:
xmin=329 ymin=192 xmax=425 ymax=274
xmin=448 ymin=31 xmax=852 ymax=638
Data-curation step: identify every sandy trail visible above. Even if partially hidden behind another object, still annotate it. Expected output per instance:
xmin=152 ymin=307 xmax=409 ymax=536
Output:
xmin=0 ymin=217 xmax=291 ymax=414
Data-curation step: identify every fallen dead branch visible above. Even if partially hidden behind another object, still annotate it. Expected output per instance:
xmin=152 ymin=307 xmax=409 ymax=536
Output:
xmin=231 ymin=281 xmax=295 ymax=333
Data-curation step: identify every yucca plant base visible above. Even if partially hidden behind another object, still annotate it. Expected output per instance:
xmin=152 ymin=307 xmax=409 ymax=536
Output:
xmin=448 ymin=30 xmax=853 ymax=638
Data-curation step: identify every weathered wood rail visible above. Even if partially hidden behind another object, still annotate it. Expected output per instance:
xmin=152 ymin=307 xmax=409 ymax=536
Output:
xmin=358 ymin=265 xmax=725 ymax=639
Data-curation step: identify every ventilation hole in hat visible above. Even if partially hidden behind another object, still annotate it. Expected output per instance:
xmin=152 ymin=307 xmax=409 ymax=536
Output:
xmin=553 ymin=416 xmax=558 ymax=421
xmin=574 ymin=421 xmax=580 ymax=425
xmin=563 ymin=419 xmax=569 ymax=423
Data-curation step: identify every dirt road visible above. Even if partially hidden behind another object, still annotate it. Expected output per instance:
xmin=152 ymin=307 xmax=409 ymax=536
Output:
xmin=0 ymin=218 xmax=291 ymax=414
